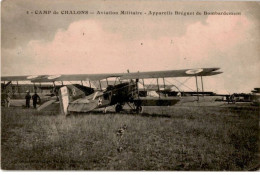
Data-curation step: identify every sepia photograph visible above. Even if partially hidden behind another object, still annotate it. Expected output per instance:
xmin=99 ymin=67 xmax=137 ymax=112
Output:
xmin=1 ymin=0 xmax=260 ymax=171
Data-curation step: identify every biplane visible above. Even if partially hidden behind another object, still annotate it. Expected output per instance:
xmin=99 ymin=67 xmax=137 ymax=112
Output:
xmin=1 ymin=68 xmax=222 ymax=115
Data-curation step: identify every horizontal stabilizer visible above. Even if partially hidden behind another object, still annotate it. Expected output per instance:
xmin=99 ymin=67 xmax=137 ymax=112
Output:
xmin=37 ymin=99 xmax=56 ymax=111
xmin=68 ymin=100 xmax=98 ymax=112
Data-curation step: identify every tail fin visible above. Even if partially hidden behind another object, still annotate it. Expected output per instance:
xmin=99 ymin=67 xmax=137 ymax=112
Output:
xmin=58 ymin=85 xmax=86 ymax=115
xmin=66 ymin=84 xmax=86 ymax=100
xmin=59 ymin=86 xmax=70 ymax=115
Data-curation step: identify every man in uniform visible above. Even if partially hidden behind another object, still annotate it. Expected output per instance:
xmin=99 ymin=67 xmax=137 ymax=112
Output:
xmin=5 ymin=91 xmax=11 ymax=108
xmin=25 ymin=91 xmax=31 ymax=108
xmin=32 ymin=92 xmax=41 ymax=109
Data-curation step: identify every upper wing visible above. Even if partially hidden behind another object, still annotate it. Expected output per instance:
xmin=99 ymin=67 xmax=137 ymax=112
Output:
xmin=31 ymin=74 xmax=122 ymax=82
xmin=1 ymin=75 xmax=31 ymax=81
xmin=1 ymin=68 xmax=222 ymax=82
xmin=1 ymin=74 xmax=122 ymax=82
xmin=120 ymin=68 xmax=222 ymax=79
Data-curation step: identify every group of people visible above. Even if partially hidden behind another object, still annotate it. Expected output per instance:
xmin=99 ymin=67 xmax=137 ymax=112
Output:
xmin=2 ymin=90 xmax=41 ymax=108
xmin=25 ymin=91 xmax=41 ymax=108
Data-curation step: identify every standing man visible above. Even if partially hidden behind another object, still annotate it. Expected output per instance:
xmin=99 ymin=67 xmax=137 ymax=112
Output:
xmin=25 ymin=91 xmax=31 ymax=108
xmin=3 ymin=90 xmax=11 ymax=107
xmin=32 ymin=92 xmax=41 ymax=109
xmin=5 ymin=91 xmax=11 ymax=108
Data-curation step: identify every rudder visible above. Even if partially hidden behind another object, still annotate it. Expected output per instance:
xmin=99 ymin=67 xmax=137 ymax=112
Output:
xmin=59 ymin=86 xmax=70 ymax=115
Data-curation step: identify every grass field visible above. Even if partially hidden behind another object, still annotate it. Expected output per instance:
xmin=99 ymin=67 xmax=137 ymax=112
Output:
xmin=1 ymin=105 xmax=259 ymax=170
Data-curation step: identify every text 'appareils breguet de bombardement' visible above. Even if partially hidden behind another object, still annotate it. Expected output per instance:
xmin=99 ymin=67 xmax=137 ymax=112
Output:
xmin=28 ymin=10 xmax=241 ymax=16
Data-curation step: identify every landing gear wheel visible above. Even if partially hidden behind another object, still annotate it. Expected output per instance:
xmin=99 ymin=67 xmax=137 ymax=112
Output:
xmin=136 ymin=106 xmax=143 ymax=114
xmin=115 ymin=104 xmax=123 ymax=113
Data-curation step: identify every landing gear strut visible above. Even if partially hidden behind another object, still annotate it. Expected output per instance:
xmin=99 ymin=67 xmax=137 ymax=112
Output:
xmin=136 ymin=105 xmax=143 ymax=114
xmin=115 ymin=104 xmax=123 ymax=113
xmin=116 ymin=103 xmax=143 ymax=114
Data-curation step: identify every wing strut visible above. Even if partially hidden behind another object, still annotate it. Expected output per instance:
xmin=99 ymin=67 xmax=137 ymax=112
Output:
xmin=99 ymin=80 xmax=102 ymax=90
xmin=163 ymin=78 xmax=166 ymax=90
xmin=201 ymin=76 xmax=204 ymax=97
xmin=53 ymin=82 xmax=56 ymax=94
xmin=16 ymin=81 xmax=20 ymax=94
xmin=163 ymin=78 xmax=166 ymax=97
xmin=33 ymin=83 xmax=36 ymax=92
xmin=40 ymin=83 xmax=42 ymax=93
xmin=106 ymin=78 xmax=109 ymax=86
xmin=10 ymin=81 xmax=13 ymax=92
xmin=157 ymin=78 xmax=160 ymax=99
xmin=136 ymin=79 xmax=140 ymax=99
xmin=195 ymin=76 xmax=199 ymax=101
xmin=89 ymin=80 xmax=92 ymax=88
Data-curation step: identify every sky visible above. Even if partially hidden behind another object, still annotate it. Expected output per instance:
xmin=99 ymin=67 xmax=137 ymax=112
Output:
xmin=1 ymin=0 xmax=260 ymax=94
